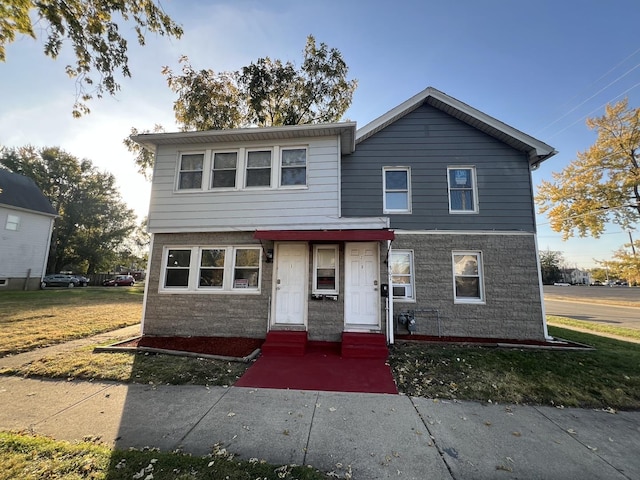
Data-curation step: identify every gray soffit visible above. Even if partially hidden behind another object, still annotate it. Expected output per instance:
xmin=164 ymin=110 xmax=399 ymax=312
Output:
xmin=0 ymin=168 xmax=57 ymax=216
xmin=131 ymin=122 xmax=358 ymax=155
xmin=356 ymin=87 xmax=557 ymax=167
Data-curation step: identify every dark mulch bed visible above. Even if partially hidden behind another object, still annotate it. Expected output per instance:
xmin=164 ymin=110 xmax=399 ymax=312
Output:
xmin=112 ymin=336 xmax=264 ymax=358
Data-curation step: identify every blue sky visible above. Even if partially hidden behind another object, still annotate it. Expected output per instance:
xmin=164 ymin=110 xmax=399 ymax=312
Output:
xmin=1 ymin=0 xmax=639 ymax=268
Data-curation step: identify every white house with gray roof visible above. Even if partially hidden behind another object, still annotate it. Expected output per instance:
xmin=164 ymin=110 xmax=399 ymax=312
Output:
xmin=0 ymin=169 xmax=57 ymax=290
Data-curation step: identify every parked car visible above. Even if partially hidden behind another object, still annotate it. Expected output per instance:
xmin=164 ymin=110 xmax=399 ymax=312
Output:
xmin=72 ymin=275 xmax=90 ymax=287
xmin=102 ymin=275 xmax=135 ymax=287
xmin=41 ymin=274 xmax=81 ymax=288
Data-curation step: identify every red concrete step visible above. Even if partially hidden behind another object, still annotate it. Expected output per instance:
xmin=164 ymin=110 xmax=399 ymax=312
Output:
xmin=341 ymin=332 xmax=388 ymax=359
xmin=261 ymin=331 xmax=308 ymax=357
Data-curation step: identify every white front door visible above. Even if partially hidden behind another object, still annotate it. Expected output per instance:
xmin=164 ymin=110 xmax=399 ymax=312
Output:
xmin=273 ymin=243 xmax=307 ymax=325
xmin=345 ymin=242 xmax=380 ymax=328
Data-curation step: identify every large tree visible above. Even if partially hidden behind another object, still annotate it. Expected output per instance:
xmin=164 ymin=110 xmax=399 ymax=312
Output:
xmin=536 ymin=99 xmax=640 ymax=239
xmin=0 ymin=146 xmax=137 ymax=273
xmin=539 ymin=250 xmax=564 ymax=284
xmin=0 ymin=0 xmax=182 ymax=116
xmin=129 ymin=35 xmax=357 ymax=177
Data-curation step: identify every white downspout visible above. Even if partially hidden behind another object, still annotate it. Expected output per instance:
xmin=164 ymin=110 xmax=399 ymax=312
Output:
xmin=386 ymin=239 xmax=394 ymax=345
xmin=140 ymin=233 xmax=154 ymax=336
xmin=533 ymin=233 xmax=551 ymax=340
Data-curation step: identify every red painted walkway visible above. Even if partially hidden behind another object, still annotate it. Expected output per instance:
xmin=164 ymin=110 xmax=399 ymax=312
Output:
xmin=235 ymin=345 xmax=398 ymax=394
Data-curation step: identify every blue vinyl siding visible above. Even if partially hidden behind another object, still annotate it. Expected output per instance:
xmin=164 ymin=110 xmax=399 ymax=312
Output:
xmin=341 ymin=104 xmax=536 ymax=231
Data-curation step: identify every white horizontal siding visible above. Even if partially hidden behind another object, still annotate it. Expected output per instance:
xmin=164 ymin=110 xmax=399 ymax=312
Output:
xmin=0 ymin=207 xmax=52 ymax=277
xmin=148 ymin=136 xmax=344 ymax=232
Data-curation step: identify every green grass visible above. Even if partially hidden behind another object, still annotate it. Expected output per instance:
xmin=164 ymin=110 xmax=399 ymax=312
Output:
xmin=388 ymin=326 xmax=640 ymax=410
xmin=547 ymin=315 xmax=640 ymax=340
xmin=0 ymin=431 xmax=331 ymax=480
xmin=0 ymin=287 xmax=143 ymax=356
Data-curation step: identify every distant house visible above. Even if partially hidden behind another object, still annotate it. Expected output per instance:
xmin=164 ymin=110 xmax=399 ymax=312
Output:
xmin=0 ymin=169 xmax=57 ymax=290
xmin=131 ymin=87 xmax=556 ymax=353
xmin=566 ymin=268 xmax=591 ymax=285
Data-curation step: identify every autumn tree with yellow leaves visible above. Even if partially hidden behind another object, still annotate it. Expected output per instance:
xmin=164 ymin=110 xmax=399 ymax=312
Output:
xmin=536 ymin=99 xmax=640 ymax=281
xmin=536 ymin=99 xmax=640 ymax=240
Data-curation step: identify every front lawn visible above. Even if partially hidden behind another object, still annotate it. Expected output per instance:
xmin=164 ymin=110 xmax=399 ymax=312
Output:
xmin=0 ymin=287 xmax=143 ymax=356
xmin=388 ymin=326 xmax=640 ymax=410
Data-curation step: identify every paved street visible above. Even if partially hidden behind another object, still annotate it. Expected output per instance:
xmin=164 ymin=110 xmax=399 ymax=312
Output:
xmin=543 ymin=285 xmax=640 ymax=331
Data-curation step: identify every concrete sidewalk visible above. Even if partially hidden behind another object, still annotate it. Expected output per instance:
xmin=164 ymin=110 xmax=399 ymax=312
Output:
xmin=1 ymin=375 xmax=639 ymax=479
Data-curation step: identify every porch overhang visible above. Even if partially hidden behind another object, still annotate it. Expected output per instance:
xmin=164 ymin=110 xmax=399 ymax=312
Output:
xmin=254 ymin=229 xmax=395 ymax=241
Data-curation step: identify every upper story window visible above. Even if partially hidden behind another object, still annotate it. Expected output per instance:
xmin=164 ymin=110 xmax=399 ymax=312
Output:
xmin=452 ymin=251 xmax=485 ymax=303
xmin=178 ymin=153 xmax=204 ymax=190
xmin=281 ymin=148 xmax=307 ymax=186
xmin=5 ymin=214 xmax=20 ymax=231
xmin=383 ymin=167 xmax=411 ymax=213
xmin=246 ymin=150 xmax=272 ymax=187
xmin=448 ymin=167 xmax=478 ymax=213
xmin=390 ymin=250 xmax=415 ymax=301
xmin=211 ymin=152 xmax=238 ymax=189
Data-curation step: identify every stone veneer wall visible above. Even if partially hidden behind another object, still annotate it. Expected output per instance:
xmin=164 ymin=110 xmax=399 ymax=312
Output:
xmin=392 ymin=233 xmax=545 ymax=341
xmin=145 ymin=234 xmax=389 ymax=342
xmin=144 ymin=232 xmax=273 ymax=338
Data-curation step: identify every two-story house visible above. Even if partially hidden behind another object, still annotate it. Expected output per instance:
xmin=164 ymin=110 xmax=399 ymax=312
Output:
xmin=0 ymin=169 xmax=57 ymax=290
xmin=132 ymin=87 xmax=556 ymax=355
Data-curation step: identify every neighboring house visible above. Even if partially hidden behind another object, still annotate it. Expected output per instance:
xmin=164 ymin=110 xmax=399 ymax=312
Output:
xmin=565 ymin=268 xmax=591 ymax=285
xmin=0 ymin=169 xmax=57 ymax=290
xmin=132 ymin=87 xmax=556 ymax=353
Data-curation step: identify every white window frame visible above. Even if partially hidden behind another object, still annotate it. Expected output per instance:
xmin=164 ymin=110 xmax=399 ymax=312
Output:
xmin=389 ymin=249 xmax=415 ymax=302
xmin=160 ymin=246 xmax=262 ymax=294
xmin=5 ymin=214 xmax=20 ymax=231
xmin=176 ymin=152 xmax=205 ymax=191
xmin=245 ymin=149 xmax=273 ymax=188
xmin=163 ymin=248 xmax=193 ymax=290
xmin=452 ymin=251 xmax=485 ymax=304
xmin=447 ymin=166 xmax=478 ymax=214
xmin=210 ymin=151 xmax=239 ymax=190
xmin=312 ymin=244 xmax=339 ymax=294
xmin=383 ymin=167 xmax=412 ymax=213
xmin=279 ymin=147 xmax=308 ymax=188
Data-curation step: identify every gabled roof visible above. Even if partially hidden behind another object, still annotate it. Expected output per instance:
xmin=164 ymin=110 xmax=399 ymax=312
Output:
xmin=0 ymin=169 xmax=57 ymax=216
xmin=131 ymin=122 xmax=358 ymax=155
xmin=356 ymin=87 xmax=557 ymax=167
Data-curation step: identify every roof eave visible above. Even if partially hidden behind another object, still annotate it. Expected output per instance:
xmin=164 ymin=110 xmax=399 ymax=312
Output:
xmin=130 ymin=122 xmax=357 ymax=155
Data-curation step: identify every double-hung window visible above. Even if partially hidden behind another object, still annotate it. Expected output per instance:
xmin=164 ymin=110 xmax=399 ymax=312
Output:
xmin=199 ymin=249 xmax=226 ymax=288
xmin=389 ymin=250 xmax=415 ymax=301
xmin=233 ymin=248 xmax=261 ymax=288
xmin=452 ymin=251 xmax=484 ymax=303
xmin=246 ymin=150 xmax=272 ymax=187
xmin=164 ymin=249 xmax=192 ymax=288
xmin=162 ymin=246 xmax=261 ymax=292
xmin=313 ymin=245 xmax=338 ymax=294
xmin=383 ymin=167 xmax=411 ymax=213
xmin=211 ymin=152 xmax=238 ymax=189
xmin=178 ymin=153 xmax=204 ymax=190
xmin=281 ymin=148 xmax=307 ymax=186
xmin=5 ymin=214 xmax=19 ymax=231
xmin=448 ymin=167 xmax=478 ymax=213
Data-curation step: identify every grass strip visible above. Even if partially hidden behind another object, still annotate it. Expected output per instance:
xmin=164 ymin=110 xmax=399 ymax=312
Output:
xmin=0 ymin=431 xmax=331 ymax=479
xmin=547 ymin=315 xmax=640 ymax=341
